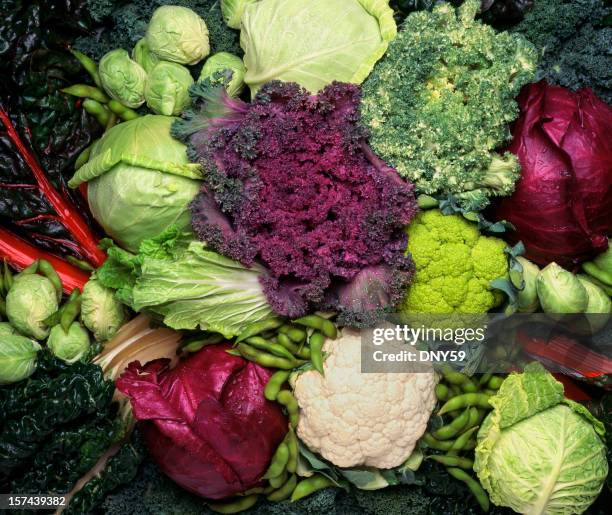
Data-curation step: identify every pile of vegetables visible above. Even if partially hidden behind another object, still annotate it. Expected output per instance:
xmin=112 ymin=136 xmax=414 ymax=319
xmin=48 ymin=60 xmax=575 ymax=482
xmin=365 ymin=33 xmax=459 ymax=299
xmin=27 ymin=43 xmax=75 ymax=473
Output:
xmin=1 ymin=0 xmax=611 ymax=514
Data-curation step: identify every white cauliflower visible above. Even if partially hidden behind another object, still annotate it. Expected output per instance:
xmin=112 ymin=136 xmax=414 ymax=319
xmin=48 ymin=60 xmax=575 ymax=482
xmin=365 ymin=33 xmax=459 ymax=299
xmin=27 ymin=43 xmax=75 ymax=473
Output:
xmin=293 ymin=329 xmax=438 ymax=469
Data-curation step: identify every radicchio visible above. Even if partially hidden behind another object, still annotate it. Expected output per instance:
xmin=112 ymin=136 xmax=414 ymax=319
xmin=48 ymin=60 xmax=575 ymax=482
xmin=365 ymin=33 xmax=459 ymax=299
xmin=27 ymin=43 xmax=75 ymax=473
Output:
xmin=116 ymin=344 xmax=288 ymax=499
xmin=492 ymin=81 xmax=612 ymax=268
xmin=173 ymin=81 xmax=418 ymax=326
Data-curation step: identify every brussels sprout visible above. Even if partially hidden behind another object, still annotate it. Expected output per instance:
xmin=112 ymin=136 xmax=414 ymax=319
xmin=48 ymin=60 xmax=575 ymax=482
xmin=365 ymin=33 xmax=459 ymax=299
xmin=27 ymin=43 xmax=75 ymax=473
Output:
xmin=146 ymin=6 xmax=210 ymax=65
xmin=0 ymin=334 xmax=41 ymax=385
xmin=536 ymin=263 xmax=588 ymax=314
xmin=577 ymin=275 xmax=611 ymax=332
xmin=68 ymin=115 xmax=202 ymax=252
xmin=145 ymin=62 xmax=194 ymax=116
xmin=132 ymin=38 xmax=160 ymax=73
xmin=47 ymin=322 xmax=91 ymax=364
xmin=0 ymin=322 xmax=17 ymax=336
xmin=6 ymin=274 xmax=59 ymax=339
xmin=221 ymin=0 xmax=257 ymax=29
xmin=99 ymin=49 xmax=147 ymax=108
xmin=199 ymin=52 xmax=246 ymax=97
xmin=516 ymin=256 xmax=540 ymax=313
xmin=81 ymin=278 xmax=127 ymax=342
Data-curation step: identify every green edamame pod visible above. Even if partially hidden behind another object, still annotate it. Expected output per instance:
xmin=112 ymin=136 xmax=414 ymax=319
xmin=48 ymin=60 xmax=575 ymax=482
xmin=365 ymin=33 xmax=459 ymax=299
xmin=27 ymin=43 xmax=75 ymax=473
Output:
xmin=82 ymin=99 xmax=110 ymax=126
xmin=65 ymin=256 xmax=95 ymax=271
xmin=0 ymin=299 xmax=6 ymax=317
xmin=443 ymin=369 xmax=478 ymax=393
xmin=277 ymin=333 xmax=311 ymax=359
xmin=435 ymin=383 xmax=450 ymax=401
xmin=438 ymin=393 xmax=491 ymax=415
xmin=293 ymin=315 xmax=337 ymax=339
xmin=20 ymin=260 xmax=39 ymax=275
xmin=291 ymin=474 xmax=335 ymax=502
xmin=478 ymin=373 xmax=492 ymax=386
xmin=276 ymin=390 xmax=299 ymax=429
xmin=60 ymin=294 xmax=82 ymax=332
xmin=38 ymin=259 xmax=63 ymax=301
xmin=464 ymin=439 xmax=476 ymax=450
xmin=263 ymin=442 xmax=289 ymax=479
xmin=208 ymin=494 xmax=259 ymax=514
xmin=428 ymin=455 xmax=473 ymax=469
xmin=432 ymin=408 xmax=470 ymax=440
xmin=269 ymin=469 xmax=288 ymax=489
xmin=3 ymin=260 xmax=13 ymax=291
xmin=446 ymin=468 xmax=490 ymax=512
xmin=309 ymin=331 xmax=325 ymax=376
xmin=0 ymin=273 xmax=4 ymax=296
xmin=237 ymin=343 xmax=301 ymax=370
xmin=449 ymin=384 xmax=462 ymax=397
xmin=447 ymin=426 xmax=479 ymax=456
xmin=264 ymin=370 xmax=290 ymax=401
xmin=465 ymin=406 xmax=480 ymax=429
xmin=107 ymin=99 xmax=140 ymax=121
xmin=487 ymin=376 xmax=504 ymax=390
xmin=105 ymin=112 xmax=118 ymax=130
xmin=483 ymin=389 xmax=497 ymax=396
xmin=285 ymin=428 xmax=299 ymax=474
xmin=70 ymin=49 xmax=102 ymax=88
xmin=237 ymin=318 xmax=285 ymax=342
xmin=245 ymin=336 xmax=296 ymax=361
xmin=61 ymin=84 xmax=109 ymax=103
xmin=267 ymin=474 xmax=297 ymax=502
xmin=278 ymin=325 xmax=307 ymax=343
xmin=44 ymin=288 xmax=80 ymax=327
xmin=421 ymin=432 xmax=454 ymax=451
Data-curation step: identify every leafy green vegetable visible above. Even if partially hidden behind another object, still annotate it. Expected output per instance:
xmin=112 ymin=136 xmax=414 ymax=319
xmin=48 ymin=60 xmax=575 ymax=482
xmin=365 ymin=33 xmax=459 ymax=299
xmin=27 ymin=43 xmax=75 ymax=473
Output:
xmin=131 ymin=38 xmax=160 ymax=73
xmin=145 ymin=62 xmax=194 ymax=115
xmin=0 ymin=334 xmax=41 ymax=385
xmin=361 ymin=0 xmax=537 ymax=211
xmin=199 ymin=52 xmax=246 ymax=97
xmin=47 ymin=322 xmax=91 ymax=364
xmin=68 ymin=115 xmax=202 ymax=252
xmin=241 ymin=0 xmax=397 ymax=94
xmin=513 ymin=0 xmax=612 ymax=104
xmin=81 ymin=278 xmax=127 ymax=342
xmin=99 ymin=49 xmax=147 ymax=108
xmin=474 ymin=363 xmax=608 ymax=514
xmin=97 ymin=227 xmax=276 ymax=338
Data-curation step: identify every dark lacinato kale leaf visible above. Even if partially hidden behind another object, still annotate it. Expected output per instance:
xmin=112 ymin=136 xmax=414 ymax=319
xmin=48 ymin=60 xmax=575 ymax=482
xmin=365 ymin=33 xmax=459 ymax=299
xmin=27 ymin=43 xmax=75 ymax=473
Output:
xmin=0 ymin=351 xmax=115 ymax=486
xmin=0 ymin=0 xmax=104 ymax=262
xmin=76 ymin=0 xmax=241 ymax=61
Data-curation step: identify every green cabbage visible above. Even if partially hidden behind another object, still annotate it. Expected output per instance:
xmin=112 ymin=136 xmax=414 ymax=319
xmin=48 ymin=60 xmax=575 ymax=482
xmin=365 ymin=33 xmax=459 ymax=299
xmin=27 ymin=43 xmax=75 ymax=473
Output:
xmin=240 ymin=0 xmax=396 ymax=94
xmin=145 ymin=61 xmax=194 ymax=116
xmin=0 ymin=334 xmax=41 ymax=385
xmin=96 ymin=227 xmax=276 ymax=338
xmin=68 ymin=115 xmax=202 ymax=252
xmin=474 ymin=363 xmax=608 ymax=514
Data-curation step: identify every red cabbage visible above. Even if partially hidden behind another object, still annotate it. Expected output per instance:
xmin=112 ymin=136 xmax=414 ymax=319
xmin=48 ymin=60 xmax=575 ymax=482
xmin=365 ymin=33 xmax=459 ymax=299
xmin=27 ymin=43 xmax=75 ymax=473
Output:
xmin=173 ymin=81 xmax=418 ymax=325
xmin=492 ymin=81 xmax=612 ymax=268
xmin=116 ymin=344 xmax=287 ymax=500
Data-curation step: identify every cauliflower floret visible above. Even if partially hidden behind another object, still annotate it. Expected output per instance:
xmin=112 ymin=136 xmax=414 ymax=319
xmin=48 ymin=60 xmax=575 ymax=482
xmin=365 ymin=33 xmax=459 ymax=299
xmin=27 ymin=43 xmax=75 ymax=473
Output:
xmin=402 ymin=209 xmax=508 ymax=314
xmin=293 ymin=329 xmax=437 ymax=469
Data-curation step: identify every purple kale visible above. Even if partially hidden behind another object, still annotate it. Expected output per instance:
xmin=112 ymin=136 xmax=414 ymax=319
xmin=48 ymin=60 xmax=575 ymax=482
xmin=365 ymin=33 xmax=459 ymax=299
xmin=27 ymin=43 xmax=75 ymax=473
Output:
xmin=173 ymin=80 xmax=418 ymax=325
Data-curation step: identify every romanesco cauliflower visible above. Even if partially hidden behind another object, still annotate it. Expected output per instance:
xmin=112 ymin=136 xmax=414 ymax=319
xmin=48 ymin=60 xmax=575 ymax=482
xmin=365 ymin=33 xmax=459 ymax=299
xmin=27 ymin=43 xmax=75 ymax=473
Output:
xmin=403 ymin=210 xmax=508 ymax=313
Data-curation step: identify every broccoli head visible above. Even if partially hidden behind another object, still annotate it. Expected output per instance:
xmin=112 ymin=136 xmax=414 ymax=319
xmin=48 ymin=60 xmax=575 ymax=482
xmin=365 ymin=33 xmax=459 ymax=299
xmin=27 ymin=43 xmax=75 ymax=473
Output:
xmin=402 ymin=209 xmax=508 ymax=314
xmin=361 ymin=0 xmax=537 ymax=211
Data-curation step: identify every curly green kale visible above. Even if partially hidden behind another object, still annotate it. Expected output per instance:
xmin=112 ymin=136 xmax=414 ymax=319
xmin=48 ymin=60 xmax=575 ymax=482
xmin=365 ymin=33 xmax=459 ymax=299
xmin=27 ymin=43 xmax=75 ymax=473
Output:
xmin=77 ymin=0 xmax=241 ymax=60
xmin=361 ymin=0 xmax=537 ymax=211
xmin=513 ymin=0 xmax=612 ymax=104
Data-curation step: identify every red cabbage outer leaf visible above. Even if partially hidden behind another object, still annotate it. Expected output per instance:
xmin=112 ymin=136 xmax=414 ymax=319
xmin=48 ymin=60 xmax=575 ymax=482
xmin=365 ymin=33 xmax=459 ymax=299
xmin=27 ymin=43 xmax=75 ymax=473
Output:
xmin=492 ymin=81 xmax=612 ymax=268
xmin=116 ymin=344 xmax=287 ymax=500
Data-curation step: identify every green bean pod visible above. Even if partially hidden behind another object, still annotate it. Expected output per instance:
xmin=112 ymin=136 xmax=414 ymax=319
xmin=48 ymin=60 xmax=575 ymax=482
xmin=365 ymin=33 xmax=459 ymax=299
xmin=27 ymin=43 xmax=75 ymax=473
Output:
xmin=291 ymin=474 xmax=335 ymax=502
xmin=435 ymin=383 xmax=450 ymax=401
xmin=264 ymin=371 xmax=290 ymax=401
xmin=236 ymin=318 xmax=285 ymax=342
xmin=293 ymin=315 xmax=337 ymax=339
xmin=237 ymin=343 xmax=301 ymax=370
xmin=446 ymin=468 xmax=490 ymax=512
xmin=245 ymin=337 xmax=296 ymax=361
xmin=38 ymin=259 xmax=63 ymax=301
xmin=208 ymin=494 xmax=259 ymax=514
xmin=107 ymin=99 xmax=140 ymax=121
xmin=277 ymin=333 xmax=311 ymax=359
xmin=478 ymin=373 xmax=492 ymax=386
xmin=44 ymin=288 xmax=80 ymax=327
xmin=447 ymin=426 xmax=479 ymax=456
xmin=20 ymin=260 xmax=39 ymax=275
xmin=61 ymin=84 xmax=109 ymax=103
xmin=82 ymin=99 xmax=110 ymax=126
xmin=433 ymin=408 xmax=470 ymax=440
xmin=263 ymin=442 xmax=289 ymax=479
xmin=438 ymin=393 xmax=491 ymax=415
xmin=269 ymin=469 xmax=288 ymax=489
xmin=3 ymin=261 xmax=13 ymax=292
xmin=421 ymin=432 xmax=454 ymax=451
xmin=309 ymin=331 xmax=325 ymax=376
xmin=428 ymin=455 xmax=474 ymax=469
xmin=70 ymin=49 xmax=102 ymax=88
xmin=267 ymin=474 xmax=297 ymax=502
xmin=276 ymin=390 xmax=299 ymax=429
xmin=487 ymin=376 xmax=504 ymax=390
xmin=285 ymin=428 xmax=299 ymax=474
xmin=60 ymin=293 xmax=82 ymax=332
